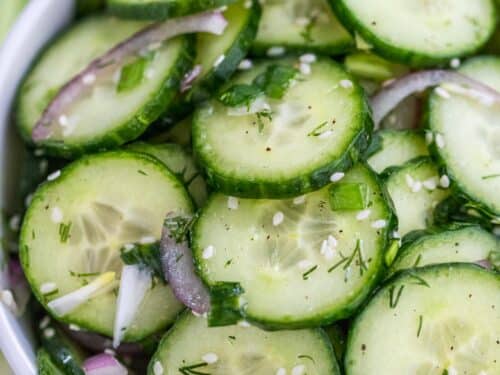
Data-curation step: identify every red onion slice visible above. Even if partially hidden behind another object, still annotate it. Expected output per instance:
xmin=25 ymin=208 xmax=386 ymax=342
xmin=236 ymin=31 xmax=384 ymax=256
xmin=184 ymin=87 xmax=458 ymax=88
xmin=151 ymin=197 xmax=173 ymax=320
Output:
xmin=180 ymin=64 xmax=202 ymax=93
xmin=371 ymin=70 xmax=500 ymax=128
xmin=160 ymin=214 xmax=210 ymax=315
xmin=475 ymin=259 xmax=493 ymax=270
xmin=32 ymin=11 xmax=228 ymax=142
xmin=83 ymin=353 xmax=128 ymax=375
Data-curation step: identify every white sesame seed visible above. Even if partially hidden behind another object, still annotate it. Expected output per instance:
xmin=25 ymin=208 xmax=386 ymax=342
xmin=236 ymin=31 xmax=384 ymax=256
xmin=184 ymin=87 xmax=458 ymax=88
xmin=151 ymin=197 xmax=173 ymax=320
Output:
xmin=244 ymin=0 xmax=252 ymax=8
xmin=422 ymin=177 xmax=438 ymax=191
xmin=450 ymin=58 xmax=461 ymax=69
xmin=40 ymin=316 xmax=51 ymax=329
xmin=112 ymin=69 xmax=122 ymax=84
xmin=82 ymin=73 xmax=96 ymax=85
xmin=238 ymin=320 xmax=251 ymax=327
xmin=139 ymin=236 xmax=156 ymax=244
xmin=202 ymin=245 xmax=216 ymax=259
xmin=145 ymin=68 xmax=156 ymax=79
xmin=295 ymin=16 xmax=310 ymax=26
xmin=405 ymin=174 xmax=415 ymax=189
xmin=411 ymin=181 xmax=422 ymax=193
xmin=440 ymin=175 xmax=450 ymax=188
xmin=267 ymin=46 xmax=285 ymax=57
xmin=425 ymin=131 xmax=433 ymax=145
xmin=276 ymin=368 xmax=287 ymax=375
xmin=320 ymin=240 xmax=335 ymax=260
xmin=299 ymin=63 xmax=311 ymax=75
xmin=273 ymin=211 xmax=285 ymax=226
xmin=356 ymin=209 xmax=371 ymax=221
xmin=34 ymin=149 xmax=45 ymax=156
xmin=435 ymin=87 xmax=451 ymax=99
xmin=298 ymin=259 xmax=313 ymax=270
xmin=1 ymin=290 xmax=15 ymax=309
xmin=58 ymin=115 xmax=68 ymax=126
xmin=124 ymin=243 xmax=134 ymax=251
xmin=318 ymin=130 xmax=333 ymax=139
xmin=327 ymin=235 xmax=338 ymax=248
xmin=153 ymin=361 xmax=164 ymax=375
xmin=339 ymin=79 xmax=353 ymax=89
xmin=40 ymin=282 xmax=57 ymax=295
xmin=382 ymin=78 xmax=396 ymax=87
xmin=330 ymin=172 xmax=345 ymax=182
xmin=191 ymin=310 xmax=208 ymax=318
xmin=238 ymin=59 xmax=253 ymax=70
xmin=371 ymin=220 xmax=387 ymax=229
xmin=293 ymin=196 xmax=306 ymax=205
xmin=201 ymin=353 xmax=218 ymax=364
xmin=300 ymin=53 xmax=317 ymax=64
xmin=291 ymin=365 xmax=305 ymax=375
xmin=227 ymin=196 xmax=239 ymax=210
xmin=213 ymin=54 xmax=225 ymax=68
xmin=104 ymin=348 xmax=116 ymax=356
xmin=392 ymin=231 xmax=401 ymax=239
xmin=148 ymin=42 xmax=162 ymax=51
xmin=44 ymin=328 xmax=55 ymax=339
xmin=51 ymin=207 xmax=63 ymax=223
xmin=435 ymin=133 xmax=445 ymax=148
xmin=9 ymin=215 xmax=20 ymax=231
xmin=25 ymin=194 xmax=33 ymax=207
xmin=218 ymin=5 xmax=228 ymax=11
xmin=447 ymin=367 xmax=458 ymax=375
xmin=69 ymin=324 xmax=81 ymax=331
xmin=47 ymin=170 xmax=61 ymax=181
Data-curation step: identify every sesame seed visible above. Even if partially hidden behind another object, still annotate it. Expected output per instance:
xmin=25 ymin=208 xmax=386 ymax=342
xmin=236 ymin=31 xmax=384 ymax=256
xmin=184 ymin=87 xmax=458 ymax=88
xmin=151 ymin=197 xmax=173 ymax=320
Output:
xmin=273 ymin=211 xmax=285 ymax=226
xmin=425 ymin=131 xmax=433 ymax=145
xmin=112 ymin=70 xmax=121 ymax=84
xmin=405 ymin=174 xmax=415 ymax=189
xmin=202 ymin=245 xmax=216 ymax=259
xmin=320 ymin=240 xmax=335 ymax=260
xmin=447 ymin=367 xmax=457 ymax=375
xmin=238 ymin=59 xmax=253 ymax=70
xmin=356 ymin=209 xmax=371 ymax=221
xmin=411 ymin=181 xmax=422 ymax=193
xmin=44 ymin=328 xmax=55 ymax=339
xmin=218 ymin=5 xmax=228 ymax=11
xmin=40 ymin=282 xmax=57 ymax=295
xmin=139 ymin=236 xmax=156 ymax=244
xmin=422 ymin=177 xmax=438 ymax=190
xmin=299 ymin=63 xmax=311 ymax=75
xmin=267 ymin=46 xmax=285 ymax=57
xmin=145 ymin=68 xmax=155 ymax=79
xmin=1 ymin=290 xmax=15 ymax=309
xmin=82 ymin=73 xmax=96 ymax=85
xmin=58 ymin=115 xmax=68 ymax=126
xmin=435 ymin=87 xmax=451 ymax=99
xmin=34 ymin=149 xmax=44 ymax=156
xmin=148 ymin=42 xmax=162 ymax=51
xmin=382 ymin=78 xmax=395 ymax=87
xmin=330 ymin=172 xmax=345 ymax=182
xmin=47 ymin=170 xmax=61 ymax=181
xmin=40 ymin=316 xmax=50 ymax=329
xmin=153 ymin=361 xmax=164 ymax=375
xmin=440 ymin=175 xmax=450 ymax=188
xmin=392 ymin=231 xmax=401 ymax=239
xmin=227 ymin=196 xmax=239 ymax=210
xmin=450 ymin=58 xmax=461 ymax=68
xmin=244 ymin=0 xmax=252 ymax=8
xmin=276 ymin=368 xmax=287 ymax=375
xmin=25 ymin=194 xmax=33 ymax=207
xmin=213 ymin=54 xmax=225 ymax=68
xmin=192 ymin=310 xmax=208 ymax=318
xmin=371 ymin=220 xmax=387 ymax=229
xmin=435 ymin=133 xmax=445 ymax=148
xmin=300 ymin=53 xmax=317 ymax=64
xmin=69 ymin=324 xmax=81 ymax=331
xmin=124 ymin=243 xmax=134 ymax=251
xmin=295 ymin=16 xmax=310 ymax=26
xmin=327 ymin=235 xmax=338 ymax=248
xmin=238 ymin=320 xmax=251 ymax=327
xmin=104 ymin=348 xmax=116 ymax=356
xmin=298 ymin=259 xmax=313 ymax=270
xmin=318 ymin=130 xmax=333 ymax=139
xmin=339 ymin=79 xmax=353 ymax=89
xmin=291 ymin=365 xmax=305 ymax=375
xmin=201 ymin=353 xmax=218 ymax=364
xmin=293 ymin=196 xmax=306 ymax=205
xmin=9 ymin=215 xmax=20 ymax=231
xmin=51 ymin=207 xmax=63 ymax=223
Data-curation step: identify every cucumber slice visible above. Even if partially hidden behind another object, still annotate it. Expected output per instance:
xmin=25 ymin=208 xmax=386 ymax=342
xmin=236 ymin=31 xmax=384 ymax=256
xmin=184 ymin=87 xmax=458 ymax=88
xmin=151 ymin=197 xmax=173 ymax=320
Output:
xmin=345 ymin=264 xmax=500 ymax=374
xmin=127 ymin=142 xmax=208 ymax=207
xmin=192 ymin=164 xmax=395 ymax=328
xmin=366 ymin=130 xmax=429 ymax=174
xmin=193 ymin=58 xmax=371 ymax=198
xmin=384 ymin=157 xmax=450 ymax=236
xmin=20 ymin=151 xmax=194 ymax=340
xmin=391 ymin=224 xmax=500 ymax=273
xmin=148 ymin=313 xmax=340 ymax=375
xmin=108 ymin=0 xmax=237 ymax=20
xmin=330 ymin=0 xmax=497 ymax=66
xmin=37 ymin=349 xmax=65 ymax=375
xmin=428 ymin=56 xmax=500 ymax=216
xmin=252 ymin=0 xmax=353 ymax=56
xmin=0 ymin=0 xmax=26 ymax=43
xmin=16 ymin=15 xmax=194 ymax=158
xmin=344 ymin=52 xmax=408 ymax=83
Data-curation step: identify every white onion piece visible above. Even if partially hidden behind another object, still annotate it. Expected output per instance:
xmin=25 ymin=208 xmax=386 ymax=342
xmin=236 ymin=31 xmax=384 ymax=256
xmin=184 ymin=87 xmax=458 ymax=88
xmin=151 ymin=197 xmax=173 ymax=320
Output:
xmin=48 ymin=272 xmax=116 ymax=317
xmin=180 ymin=64 xmax=202 ymax=93
xmin=32 ymin=11 xmax=228 ymax=142
xmin=112 ymin=265 xmax=151 ymax=348
xmin=371 ymin=70 xmax=500 ymax=128
xmin=160 ymin=215 xmax=210 ymax=314
xmin=83 ymin=353 xmax=128 ymax=375
xmin=6 ymin=259 xmax=30 ymax=316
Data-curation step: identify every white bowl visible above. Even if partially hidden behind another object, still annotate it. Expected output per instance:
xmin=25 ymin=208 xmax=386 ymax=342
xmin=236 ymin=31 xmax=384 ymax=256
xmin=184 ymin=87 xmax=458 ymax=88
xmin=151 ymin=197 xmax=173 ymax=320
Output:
xmin=0 ymin=1 xmax=75 ymax=373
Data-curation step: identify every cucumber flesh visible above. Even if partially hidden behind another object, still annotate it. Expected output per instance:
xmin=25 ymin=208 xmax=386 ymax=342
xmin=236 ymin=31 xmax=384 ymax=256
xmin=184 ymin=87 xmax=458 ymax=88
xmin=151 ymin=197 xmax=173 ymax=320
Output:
xmin=148 ymin=313 xmax=340 ymax=375
xmin=20 ymin=151 xmax=193 ymax=340
xmin=346 ymin=264 xmax=500 ymax=374
xmin=0 ymin=0 xmax=26 ymax=43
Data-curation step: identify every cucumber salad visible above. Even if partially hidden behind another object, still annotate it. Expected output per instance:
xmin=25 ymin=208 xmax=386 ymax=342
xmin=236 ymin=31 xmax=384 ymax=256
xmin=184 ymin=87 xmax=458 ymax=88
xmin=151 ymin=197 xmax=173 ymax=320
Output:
xmin=1 ymin=0 xmax=499 ymax=374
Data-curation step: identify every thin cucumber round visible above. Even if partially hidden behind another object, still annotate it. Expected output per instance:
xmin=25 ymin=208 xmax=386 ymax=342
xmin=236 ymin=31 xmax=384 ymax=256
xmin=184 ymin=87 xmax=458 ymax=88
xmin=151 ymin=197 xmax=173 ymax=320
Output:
xmin=384 ymin=157 xmax=451 ymax=236
xmin=330 ymin=0 xmax=497 ymax=67
xmin=391 ymin=224 xmax=500 ymax=273
xmin=0 ymin=0 xmax=27 ymax=43
xmin=16 ymin=15 xmax=194 ymax=158
xmin=193 ymin=58 xmax=372 ymax=198
xmin=20 ymin=151 xmax=194 ymax=341
xmin=427 ymin=55 xmax=500 ymax=216
xmin=345 ymin=264 xmax=500 ymax=374
xmin=148 ymin=312 xmax=340 ymax=375
xmin=366 ymin=130 xmax=429 ymax=174
xmin=108 ymin=0 xmax=237 ymax=20
xmin=252 ymin=0 xmax=353 ymax=56
xmin=192 ymin=164 xmax=395 ymax=328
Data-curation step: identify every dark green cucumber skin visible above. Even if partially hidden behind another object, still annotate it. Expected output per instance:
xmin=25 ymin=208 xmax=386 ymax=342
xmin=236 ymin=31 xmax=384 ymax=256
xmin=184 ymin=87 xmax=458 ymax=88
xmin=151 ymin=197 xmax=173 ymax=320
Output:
xmin=251 ymin=39 xmax=354 ymax=58
xmin=151 ymin=0 xmax=261 ymax=131
xmin=16 ymin=35 xmax=196 ymax=160
xmin=344 ymin=263 xmax=499 ymax=373
xmin=76 ymin=0 xmax=106 ymax=16
xmin=37 ymin=349 xmax=65 ymax=375
xmin=329 ymin=0 xmax=498 ymax=67
xmin=108 ymin=0 xmax=237 ymax=20
xmin=191 ymin=164 xmax=398 ymax=329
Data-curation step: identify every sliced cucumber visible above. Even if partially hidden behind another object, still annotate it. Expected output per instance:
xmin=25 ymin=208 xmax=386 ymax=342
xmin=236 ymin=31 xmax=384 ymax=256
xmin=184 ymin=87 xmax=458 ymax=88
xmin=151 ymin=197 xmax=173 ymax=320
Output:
xmin=252 ymin=0 xmax=353 ymax=56
xmin=330 ymin=0 xmax=497 ymax=66
xmin=16 ymin=15 xmax=194 ymax=158
xmin=192 ymin=164 xmax=395 ymax=328
xmin=344 ymin=52 xmax=408 ymax=83
xmin=109 ymin=0 xmax=237 ymax=20
xmin=391 ymin=224 xmax=500 ymax=273
xmin=427 ymin=55 xmax=500 ymax=216
xmin=366 ymin=130 xmax=429 ymax=174
xmin=148 ymin=313 xmax=340 ymax=375
xmin=127 ymin=142 xmax=208 ymax=207
xmin=0 ymin=0 xmax=26 ymax=43
xmin=37 ymin=349 xmax=65 ymax=375
xmin=193 ymin=58 xmax=371 ymax=198
xmin=20 ymin=151 xmax=194 ymax=340
xmin=384 ymin=157 xmax=450 ymax=236
xmin=346 ymin=264 xmax=500 ymax=374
